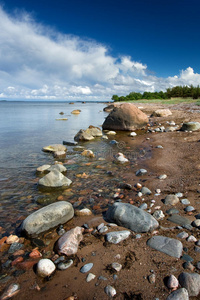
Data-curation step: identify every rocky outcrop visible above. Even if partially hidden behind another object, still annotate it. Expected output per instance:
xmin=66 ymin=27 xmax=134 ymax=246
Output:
xmin=21 ymin=201 xmax=74 ymax=236
xmin=102 ymin=103 xmax=148 ymax=131
xmin=106 ymin=203 xmax=159 ymax=233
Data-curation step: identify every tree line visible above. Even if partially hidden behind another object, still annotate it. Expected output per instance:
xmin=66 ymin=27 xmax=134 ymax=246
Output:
xmin=112 ymin=85 xmax=200 ymax=102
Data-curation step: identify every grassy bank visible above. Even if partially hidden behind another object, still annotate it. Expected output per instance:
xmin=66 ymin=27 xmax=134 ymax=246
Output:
xmin=123 ymin=97 xmax=200 ymax=105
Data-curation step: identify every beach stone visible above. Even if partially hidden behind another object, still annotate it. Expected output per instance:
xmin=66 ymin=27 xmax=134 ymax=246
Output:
xmin=194 ymin=246 xmax=200 ymax=253
xmin=8 ymin=243 xmax=23 ymax=254
xmin=57 ymin=259 xmax=73 ymax=270
xmin=136 ymin=168 xmax=147 ymax=176
xmin=183 ymin=262 xmax=195 ymax=271
xmin=56 ymin=226 xmax=83 ymax=256
xmin=75 ymin=208 xmax=92 ymax=216
xmin=36 ymin=164 xmax=51 ymax=173
xmin=38 ymin=170 xmax=72 ymax=188
xmin=104 ymin=285 xmax=117 ymax=297
xmin=187 ymin=235 xmax=197 ymax=242
xmin=86 ymin=273 xmax=96 ymax=282
xmin=6 ymin=235 xmax=19 ymax=245
xmin=63 ymin=141 xmax=78 ymax=146
xmin=102 ymin=103 xmax=148 ymax=131
xmin=48 ymin=164 xmax=67 ymax=173
xmin=152 ymin=109 xmax=172 ymax=117
xmin=129 ymin=131 xmax=137 ymax=136
xmin=111 ymin=262 xmax=122 ymax=272
xmin=166 ymin=208 xmax=179 ymax=215
xmin=147 ymin=236 xmax=183 ymax=258
xmin=42 ymin=144 xmax=67 ymax=153
xmin=165 ymin=126 xmax=177 ymax=132
xmin=0 ymin=283 xmax=20 ymax=300
xmin=181 ymin=122 xmax=200 ymax=132
xmin=158 ymin=174 xmax=167 ymax=180
xmin=167 ymin=274 xmax=179 ymax=289
xmin=80 ymin=263 xmax=93 ymax=273
xmin=167 ymin=215 xmax=191 ymax=227
xmin=166 ymin=288 xmax=189 ymax=300
xmin=110 ymin=140 xmax=118 ymax=145
xmin=156 ymin=145 xmax=163 ymax=149
xmin=178 ymin=272 xmax=200 ymax=296
xmin=37 ymin=259 xmax=56 ymax=278
xmin=74 ymin=129 xmax=94 ymax=141
xmin=53 ymin=151 xmax=66 ymax=158
xmin=141 ymin=187 xmax=152 ymax=195
xmin=114 ymin=153 xmax=129 ymax=163
xmin=139 ymin=203 xmax=148 ymax=210
xmin=148 ymin=273 xmax=156 ymax=284
xmin=184 ymin=206 xmax=195 ymax=212
xmin=85 ymin=126 xmax=102 ymax=137
xmin=192 ymin=219 xmax=200 ymax=228
xmin=181 ymin=199 xmax=190 ymax=205
xmin=103 ymin=104 xmax=117 ymax=112
xmin=81 ymin=149 xmax=95 ymax=158
xmin=181 ymin=254 xmax=194 ymax=262
xmin=176 ymin=192 xmax=183 ymax=198
xmin=153 ymin=210 xmax=165 ymax=220
xmin=196 ymin=213 xmax=200 ymax=219
xmin=21 ymin=201 xmax=74 ymax=236
xmin=163 ymin=195 xmax=179 ymax=205
xmin=105 ymin=231 xmax=131 ymax=244
xmin=106 ymin=203 xmax=159 ymax=233
xmin=71 ymin=109 xmax=81 ymax=114
xmin=177 ymin=232 xmax=189 ymax=239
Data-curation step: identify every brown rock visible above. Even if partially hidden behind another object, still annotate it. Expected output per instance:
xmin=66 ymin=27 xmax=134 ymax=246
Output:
xmin=29 ymin=249 xmax=42 ymax=258
xmin=11 ymin=256 xmax=24 ymax=266
xmin=102 ymin=103 xmax=148 ymax=131
xmin=6 ymin=235 xmax=19 ymax=244
xmin=18 ymin=259 xmax=39 ymax=270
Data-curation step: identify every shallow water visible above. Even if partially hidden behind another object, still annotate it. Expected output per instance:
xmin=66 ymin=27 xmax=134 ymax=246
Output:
xmin=0 ymin=101 xmax=150 ymax=236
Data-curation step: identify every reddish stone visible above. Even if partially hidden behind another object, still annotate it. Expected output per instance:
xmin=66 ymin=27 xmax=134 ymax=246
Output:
xmin=93 ymin=205 xmax=100 ymax=210
xmin=0 ymin=243 xmax=9 ymax=252
xmin=57 ymin=195 xmax=64 ymax=201
xmin=0 ymin=236 xmax=7 ymax=245
xmin=13 ymin=249 xmax=25 ymax=256
xmin=11 ymin=256 xmax=24 ymax=266
xmin=29 ymin=249 xmax=42 ymax=258
xmin=129 ymin=200 xmax=134 ymax=204
xmin=18 ymin=259 xmax=39 ymax=270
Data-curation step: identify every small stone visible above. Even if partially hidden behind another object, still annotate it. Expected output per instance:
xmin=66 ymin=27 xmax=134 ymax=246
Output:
xmin=181 ymin=199 xmax=190 ymax=205
xmin=177 ymin=232 xmax=189 ymax=239
xmin=135 ymin=234 xmax=142 ymax=239
xmin=111 ymin=262 xmax=122 ymax=272
xmin=156 ymin=145 xmax=163 ymax=149
xmin=80 ymin=263 xmax=93 ymax=273
xmin=129 ymin=132 xmax=137 ymax=136
xmin=81 ymin=150 xmax=95 ymax=158
xmin=98 ymin=275 xmax=107 ymax=281
xmin=105 ymin=231 xmax=131 ymax=244
xmin=158 ymin=174 xmax=167 ymax=180
xmin=196 ymin=240 xmax=200 ymax=246
xmin=86 ymin=273 xmax=96 ymax=282
xmin=29 ymin=249 xmax=42 ymax=258
xmin=163 ymin=195 xmax=179 ymax=205
xmin=183 ymin=261 xmax=195 ymax=271
xmin=166 ymin=208 xmax=179 ymax=215
xmin=37 ymin=259 xmax=56 ymax=278
xmin=75 ymin=208 xmax=92 ymax=216
xmin=57 ymin=259 xmax=73 ymax=270
xmin=97 ymin=223 xmax=104 ymax=231
xmin=0 ymin=283 xmax=20 ymax=300
xmin=166 ymin=288 xmax=189 ymax=300
xmin=178 ymin=272 xmax=200 ymax=296
xmin=184 ymin=206 xmax=195 ymax=212
xmin=153 ymin=210 xmax=165 ymax=220
xmin=187 ymin=235 xmax=197 ymax=242
xmin=194 ymin=246 xmax=200 ymax=253
xmin=141 ymin=187 xmax=152 ymax=195
xmin=106 ymin=131 xmax=116 ymax=135
xmin=104 ymin=285 xmax=116 ymax=297
xmin=148 ymin=273 xmax=156 ymax=284
xmin=136 ymin=169 xmax=147 ymax=176
xmin=6 ymin=235 xmax=19 ymax=245
xmin=99 ymin=226 xmax=108 ymax=233
xmin=8 ymin=243 xmax=23 ymax=254
xmin=181 ymin=254 xmax=194 ymax=262
xmin=56 ymin=227 xmax=83 ymax=256
xmin=176 ymin=192 xmax=183 ymax=198
xmin=139 ymin=203 xmax=148 ymax=210
xmin=138 ymin=192 xmax=143 ymax=197
xmin=167 ymin=275 xmax=179 ymax=289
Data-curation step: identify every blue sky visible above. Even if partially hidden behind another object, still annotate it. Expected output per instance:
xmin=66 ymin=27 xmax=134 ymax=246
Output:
xmin=0 ymin=0 xmax=200 ymax=100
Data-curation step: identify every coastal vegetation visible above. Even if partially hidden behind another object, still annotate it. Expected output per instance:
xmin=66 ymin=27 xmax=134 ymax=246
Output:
xmin=112 ymin=85 xmax=200 ymax=102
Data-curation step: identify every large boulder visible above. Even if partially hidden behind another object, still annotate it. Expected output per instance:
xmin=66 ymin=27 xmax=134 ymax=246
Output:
xmin=102 ymin=103 xmax=148 ymax=131
xmin=21 ymin=201 xmax=74 ymax=236
xmin=106 ymin=203 xmax=159 ymax=233
xmin=38 ymin=170 xmax=72 ymax=188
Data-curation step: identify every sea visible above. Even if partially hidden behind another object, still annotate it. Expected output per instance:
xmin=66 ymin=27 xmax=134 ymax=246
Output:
xmin=0 ymin=101 xmax=148 ymax=236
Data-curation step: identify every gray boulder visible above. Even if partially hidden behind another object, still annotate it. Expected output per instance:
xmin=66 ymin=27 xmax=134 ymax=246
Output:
xmin=166 ymin=288 xmax=189 ymax=300
xmin=181 ymin=122 xmax=200 ymax=132
xmin=38 ymin=170 xmax=72 ymax=188
xmin=147 ymin=235 xmax=183 ymax=258
xmin=21 ymin=201 xmax=74 ymax=236
xmin=178 ymin=272 xmax=200 ymax=296
xmin=102 ymin=103 xmax=148 ymax=131
xmin=106 ymin=203 xmax=159 ymax=233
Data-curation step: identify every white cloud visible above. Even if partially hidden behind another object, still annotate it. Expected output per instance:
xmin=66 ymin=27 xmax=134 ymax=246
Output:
xmin=0 ymin=6 xmax=200 ymax=101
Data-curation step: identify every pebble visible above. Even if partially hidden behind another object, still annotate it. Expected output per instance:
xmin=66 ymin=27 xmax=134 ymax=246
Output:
xmin=181 ymin=254 xmax=194 ymax=262
xmin=194 ymin=246 xmax=200 ymax=253
xmin=111 ymin=262 xmax=122 ymax=272
xmin=166 ymin=208 xmax=179 ymax=215
xmin=98 ymin=275 xmax=107 ymax=281
xmin=6 ymin=235 xmax=19 ymax=245
xmin=54 ymin=256 xmax=65 ymax=264
xmin=163 ymin=195 xmax=179 ymax=205
xmin=97 ymin=223 xmax=104 ymax=231
xmin=148 ymin=273 xmax=156 ymax=284
xmin=135 ymin=234 xmax=142 ymax=239
xmin=110 ymin=140 xmax=118 ymax=145
xmin=86 ymin=273 xmax=96 ymax=282
xmin=187 ymin=235 xmax=197 ymax=242
xmin=138 ymin=192 xmax=143 ymax=197
xmin=104 ymin=285 xmax=116 ymax=297
xmin=99 ymin=226 xmax=108 ymax=233
xmin=106 ymin=131 xmax=116 ymax=135
xmin=184 ymin=206 xmax=195 ymax=212
xmin=141 ymin=187 xmax=152 ymax=195
xmin=196 ymin=240 xmax=200 ymax=246
xmin=176 ymin=232 xmax=189 ymax=239
xmin=181 ymin=199 xmax=190 ymax=205
xmin=80 ymin=263 xmax=93 ymax=273
xmin=57 ymin=259 xmax=73 ymax=270
xmin=153 ymin=210 xmax=165 ymax=220
xmin=136 ymin=169 xmax=147 ymax=176
xmin=167 ymin=274 xmax=179 ymax=289
xmin=176 ymin=192 xmax=183 ymax=198
xmin=37 ymin=259 xmax=56 ymax=278
xmin=139 ymin=203 xmax=148 ymax=210
xmin=105 ymin=231 xmax=131 ymax=244
xmin=0 ymin=283 xmax=20 ymax=300
xmin=178 ymin=272 xmax=200 ymax=296
xmin=156 ymin=145 xmax=163 ymax=149
xmin=192 ymin=219 xmax=200 ymax=228
xmin=75 ymin=208 xmax=92 ymax=216
xmin=129 ymin=132 xmax=137 ymax=136
xmin=8 ymin=243 xmax=23 ymax=254
xmin=158 ymin=174 xmax=167 ymax=180
xmin=166 ymin=288 xmax=189 ymax=300
xmin=183 ymin=262 xmax=195 ymax=271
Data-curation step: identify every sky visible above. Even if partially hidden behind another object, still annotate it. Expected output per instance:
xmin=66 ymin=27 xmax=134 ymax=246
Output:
xmin=0 ymin=0 xmax=200 ymax=101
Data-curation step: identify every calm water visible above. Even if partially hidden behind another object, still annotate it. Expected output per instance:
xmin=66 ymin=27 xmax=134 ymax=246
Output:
xmin=0 ymin=101 xmax=149 ymax=236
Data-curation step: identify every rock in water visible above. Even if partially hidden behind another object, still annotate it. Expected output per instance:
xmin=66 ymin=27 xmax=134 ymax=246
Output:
xmin=37 ymin=259 xmax=56 ymax=277
xmin=0 ymin=283 xmax=20 ymax=300
xmin=21 ymin=201 xmax=74 ymax=236
xmin=106 ymin=203 xmax=159 ymax=233
xmin=166 ymin=288 xmax=189 ymax=300
xmin=102 ymin=103 xmax=148 ymax=131
xmin=147 ymin=236 xmax=183 ymax=258
xmin=56 ymin=226 xmax=83 ymax=255
xmin=178 ymin=272 xmax=200 ymax=296
xmin=42 ymin=144 xmax=67 ymax=153
xmin=38 ymin=170 xmax=72 ymax=188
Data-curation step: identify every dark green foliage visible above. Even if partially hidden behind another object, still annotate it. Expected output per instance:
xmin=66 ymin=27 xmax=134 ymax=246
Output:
xmin=112 ymin=85 xmax=200 ymax=102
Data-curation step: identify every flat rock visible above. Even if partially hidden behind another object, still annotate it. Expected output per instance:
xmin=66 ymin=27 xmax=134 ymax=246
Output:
xmin=141 ymin=187 xmax=152 ymax=195
xmin=106 ymin=203 xmax=159 ymax=233
xmin=38 ymin=170 xmax=72 ymax=188
xmin=147 ymin=235 xmax=183 ymax=258
xmin=166 ymin=288 xmax=189 ymax=300
xmin=21 ymin=201 xmax=74 ymax=236
xmin=167 ymin=215 xmax=191 ymax=227
xmin=80 ymin=263 xmax=93 ymax=273
xmin=36 ymin=164 xmax=51 ymax=173
xmin=56 ymin=226 xmax=83 ymax=255
xmin=105 ymin=231 xmax=131 ymax=244
xmin=42 ymin=144 xmax=67 ymax=153
xmin=178 ymin=272 xmax=200 ymax=296
xmin=163 ymin=195 xmax=179 ymax=205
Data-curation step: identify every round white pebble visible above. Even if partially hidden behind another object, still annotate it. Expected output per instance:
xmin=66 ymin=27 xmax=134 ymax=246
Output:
xmin=37 ymin=259 xmax=56 ymax=277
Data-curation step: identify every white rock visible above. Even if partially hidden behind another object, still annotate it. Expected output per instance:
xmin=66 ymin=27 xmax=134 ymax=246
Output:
xmin=129 ymin=132 xmax=137 ymax=137
xmin=106 ymin=131 xmax=116 ymax=135
xmin=37 ymin=259 xmax=56 ymax=277
xmin=104 ymin=285 xmax=116 ymax=297
xmin=153 ymin=210 xmax=165 ymax=220
xmin=86 ymin=273 xmax=96 ymax=282
xmin=167 ymin=274 xmax=179 ymax=289
xmin=111 ymin=262 xmax=122 ymax=272
xmin=187 ymin=235 xmax=197 ymax=242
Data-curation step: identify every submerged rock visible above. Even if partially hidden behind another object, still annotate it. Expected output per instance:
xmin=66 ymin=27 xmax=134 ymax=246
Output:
xmin=102 ymin=103 xmax=148 ymax=131
xmin=74 ymin=126 xmax=102 ymax=141
xmin=38 ymin=170 xmax=72 ymax=188
xmin=147 ymin=236 xmax=183 ymax=258
xmin=42 ymin=144 xmax=67 ymax=153
xmin=106 ymin=203 xmax=159 ymax=233
xmin=21 ymin=201 xmax=74 ymax=236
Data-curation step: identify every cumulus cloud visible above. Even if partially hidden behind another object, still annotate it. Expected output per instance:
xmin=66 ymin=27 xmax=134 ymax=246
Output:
xmin=0 ymin=6 xmax=199 ymax=101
